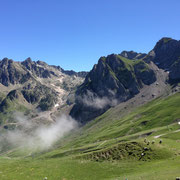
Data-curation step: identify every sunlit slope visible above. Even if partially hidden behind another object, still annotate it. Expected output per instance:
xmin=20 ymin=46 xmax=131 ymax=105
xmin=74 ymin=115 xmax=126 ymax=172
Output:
xmin=3 ymin=92 xmax=180 ymax=157
xmin=0 ymin=156 xmax=180 ymax=180
xmin=1 ymin=93 xmax=180 ymax=180
xmin=58 ymin=92 xmax=180 ymax=149
xmin=0 ymin=93 xmax=180 ymax=180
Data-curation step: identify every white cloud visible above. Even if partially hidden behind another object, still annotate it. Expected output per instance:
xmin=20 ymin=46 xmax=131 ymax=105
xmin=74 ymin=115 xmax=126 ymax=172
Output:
xmin=0 ymin=113 xmax=78 ymax=152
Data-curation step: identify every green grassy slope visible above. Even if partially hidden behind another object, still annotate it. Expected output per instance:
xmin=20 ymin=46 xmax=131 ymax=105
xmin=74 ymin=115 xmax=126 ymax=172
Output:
xmin=0 ymin=92 xmax=180 ymax=180
xmin=58 ymin=92 xmax=180 ymax=149
xmin=0 ymin=156 xmax=179 ymax=180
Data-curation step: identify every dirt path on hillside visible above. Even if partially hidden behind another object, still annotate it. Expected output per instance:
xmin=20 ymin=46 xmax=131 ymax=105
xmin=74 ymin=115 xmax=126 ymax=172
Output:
xmin=154 ymin=129 xmax=180 ymax=139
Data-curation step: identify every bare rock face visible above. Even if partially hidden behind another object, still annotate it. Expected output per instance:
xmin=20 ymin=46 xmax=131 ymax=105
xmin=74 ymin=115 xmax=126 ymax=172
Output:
xmin=71 ymin=37 xmax=180 ymax=124
xmin=0 ymin=57 xmax=86 ymax=125
xmin=169 ymin=59 xmax=180 ymax=82
xmin=146 ymin=37 xmax=180 ymax=69
xmin=0 ymin=37 xmax=180 ymax=126
xmin=143 ymin=37 xmax=180 ymax=83
xmin=70 ymin=54 xmax=156 ymax=123
xmin=134 ymin=61 xmax=156 ymax=85
xmin=0 ymin=58 xmax=27 ymax=86
xmin=21 ymin=58 xmax=56 ymax=78
xmin=61 ymin=69 xmax=88 ymax=78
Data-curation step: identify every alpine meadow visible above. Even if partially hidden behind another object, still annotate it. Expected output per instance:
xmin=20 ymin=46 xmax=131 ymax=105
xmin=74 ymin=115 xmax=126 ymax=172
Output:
xmin=0 ymin=1 xmax=180 ymax=180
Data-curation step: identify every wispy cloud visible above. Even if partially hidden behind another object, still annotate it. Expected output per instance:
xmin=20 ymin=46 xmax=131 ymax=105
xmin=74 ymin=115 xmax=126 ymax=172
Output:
xmin=78 ymin=90 xmax=118 ymax=109
xmin=0 ymin=113 xmax=78 ymax=152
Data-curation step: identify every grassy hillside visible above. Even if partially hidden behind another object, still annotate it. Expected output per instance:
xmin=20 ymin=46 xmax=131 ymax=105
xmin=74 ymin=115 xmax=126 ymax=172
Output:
xmin=0 ymin=92 xmax=180 ymax=180
xmin=59 ymin=92 xmax=180 ymax=149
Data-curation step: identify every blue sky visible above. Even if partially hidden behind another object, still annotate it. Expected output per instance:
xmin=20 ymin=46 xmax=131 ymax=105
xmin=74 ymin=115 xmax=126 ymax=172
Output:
xmin=0 ymin=0 xmax=180 ymax=71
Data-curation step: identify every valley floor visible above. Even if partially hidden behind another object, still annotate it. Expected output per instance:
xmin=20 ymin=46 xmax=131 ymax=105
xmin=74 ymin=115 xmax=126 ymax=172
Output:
xmin=0 ymin=156 xmax=180 ymax=180
xmin=0 ymin=129 xmax=180 ymax=180
xmin=0 ymin=92 xmax=180 ymax=180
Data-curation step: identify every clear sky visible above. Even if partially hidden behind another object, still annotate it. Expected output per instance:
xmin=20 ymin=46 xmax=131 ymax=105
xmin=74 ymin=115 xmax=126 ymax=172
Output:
xmin=0 ymin=0 xmax=180 ymax=71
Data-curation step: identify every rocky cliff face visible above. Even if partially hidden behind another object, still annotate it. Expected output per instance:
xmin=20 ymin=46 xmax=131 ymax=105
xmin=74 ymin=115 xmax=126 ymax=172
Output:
xmin=70 ymin=37 xmax=180 ymax=123
xmin=70 ymin=54 xmax=156 ymax=123
xmin=21 ymin=58 xmax=57 ymax=78
xmin=61 ymin=69 xmax=88 ymax=78
xmin=0 ymin=58 xmax=27 ymax=86
xmin=0 ymin=57 xmax=87 ymax=125
xmin=148 ymin=38 xmax=180 ymax=68
xmin=169 ymin=59 xmax=180 ymax=82
xmin=21 ymin=58 xmax=88 ymax=79
xmin=144 ymin=37 xmax=180 ymax=82
xmin=0 ymin=37 xmax=180 ymax=126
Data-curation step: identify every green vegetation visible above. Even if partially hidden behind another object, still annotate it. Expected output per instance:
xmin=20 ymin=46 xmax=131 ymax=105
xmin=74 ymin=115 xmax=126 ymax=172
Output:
xmin=0 ymin=96 xmax=28 ymax=125
xmin=161 ymin=130 xmax=180 ymax=140
xmin=0 ymin=155 xmax=179 ymax=180
xmin=0 ymin=92 xmax=180 ymax=179
xmin=104 ymin=54 xmax=152 ymax=87
xmin=80 ymin=141 xmax=172 ymax=162
xmin=61 ymin=93 xmax=180 ymax=148
xmin=38 ymin=95 xmax=55 ymax=111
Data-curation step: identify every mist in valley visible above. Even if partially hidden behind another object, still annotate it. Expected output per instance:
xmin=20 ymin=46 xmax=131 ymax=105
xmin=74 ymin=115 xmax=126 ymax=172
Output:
xmin=0 ymin=113 xmax=78 ymax=153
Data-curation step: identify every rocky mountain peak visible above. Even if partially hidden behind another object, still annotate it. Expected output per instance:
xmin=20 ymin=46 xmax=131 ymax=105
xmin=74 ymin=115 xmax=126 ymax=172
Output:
xmin=21 ymin=58 xmax=56 ymax=78
xmin=0 ymin=58 xmax=26 ymax=86
xmin=160 ymin=37 xmax=173 ymax=43
xmin=0 ymin=58 xmax=13 ymax=66
xmin=25 ymin=57 xmax=33 ymax=62
xmin=70 ymin=53 xmax=156 ymax=123
xmin=148 ymin=37 xmax=180 ymax=69
xmin=21 ymin=57 xmax=35 ymax=70
xmin=120 ymin=51 xmax=146 ymax=60
xmin=153 ymin=37 xmax=179 ymax=54
xmin=37 ymin=60 xmax=48 ymax=66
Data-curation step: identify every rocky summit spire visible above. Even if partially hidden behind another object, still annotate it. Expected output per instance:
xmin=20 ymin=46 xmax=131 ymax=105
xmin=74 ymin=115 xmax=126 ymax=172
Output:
xmin=149 ymin=37 xmax=180 ymax=69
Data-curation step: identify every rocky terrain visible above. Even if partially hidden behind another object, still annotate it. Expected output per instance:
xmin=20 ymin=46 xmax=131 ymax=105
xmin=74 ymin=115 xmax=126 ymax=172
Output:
xmin=0 ymin=37 xmax=180 ymax=128
xmin=70 ymin=37 xmax=180 ymax=123
xmin=145 ymin=37 xmax=180 ymax=82
xmin=0 ymin=38 xmax=180 ymax=180
xmin=70 ymin=54 xmax=157 ymax=123
xmin=0 ymin=57 xmax=87 ymax=127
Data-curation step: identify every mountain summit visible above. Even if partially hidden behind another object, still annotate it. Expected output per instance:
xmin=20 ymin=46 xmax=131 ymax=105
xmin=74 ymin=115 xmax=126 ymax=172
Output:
xmin=0 ymin=58 xmax=87 ymax=125
xmin=70 ymin=37 xmax=180 ymax=123
xmin=0 ymin=37 xmax=180 ymax=126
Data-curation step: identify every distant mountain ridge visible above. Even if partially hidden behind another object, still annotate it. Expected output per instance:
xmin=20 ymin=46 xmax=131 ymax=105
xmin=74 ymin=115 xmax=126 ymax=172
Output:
xmin=0 ymin=37 xmax=180 ymax=127
xmin=0 ymin=57 xmax=87 ymax=87
xmin=0 ymin=57 xmax=88 ymax=125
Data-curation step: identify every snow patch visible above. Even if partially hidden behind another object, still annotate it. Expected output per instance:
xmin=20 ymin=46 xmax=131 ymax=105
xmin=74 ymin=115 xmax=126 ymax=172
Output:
xmin=55 ymin=104 xmax=59 ymax=107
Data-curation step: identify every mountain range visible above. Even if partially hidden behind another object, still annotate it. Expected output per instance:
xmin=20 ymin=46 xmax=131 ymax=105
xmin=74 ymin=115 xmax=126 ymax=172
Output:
xmin=0 ymin=37 xmax=180 ymax=180
xmin=0 ymin=37 xmax=180 ymax=128
xmin=70 ymin=37 xmax=180 ymax=123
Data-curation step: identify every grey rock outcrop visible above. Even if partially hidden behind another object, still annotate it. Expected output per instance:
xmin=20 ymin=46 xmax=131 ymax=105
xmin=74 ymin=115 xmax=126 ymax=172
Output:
xmin=145 ymin=37 xmax=180 ymax=69
xmin=21 ymin=58 xmax=56 ymax=78
xmin=0 ymin=58 xmax=27 ymax=86
xmin=169 ymin=59 xmax=180 ymax=82
xmin=144 ymin=37 xmax=180 ymax=82
xmin=70 ymin=54 xmax=156 ymax=123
